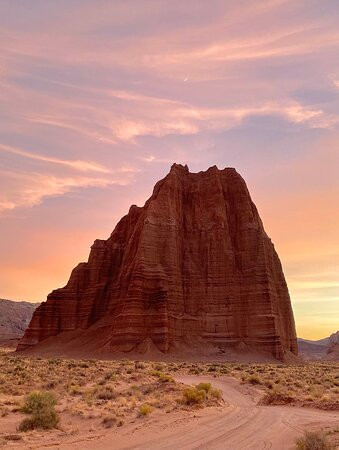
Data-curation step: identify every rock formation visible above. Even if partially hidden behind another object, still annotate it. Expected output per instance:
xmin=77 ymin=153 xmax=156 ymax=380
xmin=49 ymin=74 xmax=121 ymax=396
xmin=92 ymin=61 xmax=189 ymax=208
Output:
xmin=0 ymin=299 xmax=39 ymax=347
xmin=298 ymin=331 xmax=339 ymax=361
xmin=326 ymin=331 xmax=339 ymax=360
xmin=17 ymin=164 xmax=297 ymax=360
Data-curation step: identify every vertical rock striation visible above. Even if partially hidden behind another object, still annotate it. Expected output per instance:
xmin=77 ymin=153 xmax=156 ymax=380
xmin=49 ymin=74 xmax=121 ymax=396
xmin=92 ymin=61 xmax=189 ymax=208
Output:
xmin=18 ymin=164 xmax=297 ymax=360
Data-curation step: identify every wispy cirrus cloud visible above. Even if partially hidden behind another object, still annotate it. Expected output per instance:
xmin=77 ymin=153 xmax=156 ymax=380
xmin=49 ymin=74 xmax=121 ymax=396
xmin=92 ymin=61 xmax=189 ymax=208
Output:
xmin=0 ymin=143 xmax=111 ymax=173
xmin=0 ymin=168 xmax=138 ymax=214
xmin=0 ymin=0 xmax=338 ymax=337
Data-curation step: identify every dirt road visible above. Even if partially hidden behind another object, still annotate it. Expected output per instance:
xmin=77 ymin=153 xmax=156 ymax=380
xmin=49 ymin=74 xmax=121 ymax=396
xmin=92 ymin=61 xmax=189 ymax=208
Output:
xmin=55 ymin=375 xmax=338 ymax=450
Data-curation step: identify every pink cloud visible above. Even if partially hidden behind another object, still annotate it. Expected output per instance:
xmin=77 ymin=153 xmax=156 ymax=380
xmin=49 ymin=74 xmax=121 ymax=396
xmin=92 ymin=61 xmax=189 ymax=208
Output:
xmin=0 ymin=0 xmax=338 ymax=338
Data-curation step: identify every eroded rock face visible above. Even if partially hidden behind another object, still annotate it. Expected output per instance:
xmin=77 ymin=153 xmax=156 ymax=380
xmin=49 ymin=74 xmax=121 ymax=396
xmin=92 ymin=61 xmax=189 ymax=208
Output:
xmin=0 ymin=299 xmax=39 ymax=347
xmin=17 ymin=164 xmax=297 ymax=360
xmin=327 ymin=332 xmax=339 ymax=360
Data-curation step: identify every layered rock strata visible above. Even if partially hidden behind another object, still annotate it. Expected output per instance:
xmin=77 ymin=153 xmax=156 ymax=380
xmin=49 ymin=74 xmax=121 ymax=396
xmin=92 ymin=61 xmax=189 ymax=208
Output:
xmin=18 ymin=164 xmax=297 ymax=360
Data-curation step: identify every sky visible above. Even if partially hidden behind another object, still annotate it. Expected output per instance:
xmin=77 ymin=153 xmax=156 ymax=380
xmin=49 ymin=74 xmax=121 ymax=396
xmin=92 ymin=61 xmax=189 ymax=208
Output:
xmin=0 ymin=0 xmax=338 ymax=340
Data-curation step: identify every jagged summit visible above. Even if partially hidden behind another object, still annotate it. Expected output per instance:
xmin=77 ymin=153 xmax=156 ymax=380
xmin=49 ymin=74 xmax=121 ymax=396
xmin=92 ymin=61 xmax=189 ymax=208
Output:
xmin=18 ymin=164 xmax=297 ymax=360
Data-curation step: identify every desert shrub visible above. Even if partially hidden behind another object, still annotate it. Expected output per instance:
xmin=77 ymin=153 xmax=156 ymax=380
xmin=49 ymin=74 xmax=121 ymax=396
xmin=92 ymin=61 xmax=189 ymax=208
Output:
xmin=19 ymin=391 xmax=59 ymax=431
xmin=248 ymin=375 xmax=261 ymax=385
xmin=195 ymin=382 xmax=211 ymax=393
xmin=151 ymin=370 xmax=173 ymax=382
xmin=78 ymin=362 xmax=89 ymax=369
xmin=103 ymin=372 xmax=116 ymax=382
xmin=189 ymin=367 xmax=202 ymax=375
xmin=295 ymin=431 xmax=334 ymax=450
xmin=19 ymin=411 xmax=59 ymax=432
xmin=102 ymin=415 xmax=117 ymax=428
xmin=159 ymin=373 xmax=174 ymax=382
xmin=21 ymin=391 xmax=57 ymax=415
xmin=43 ymin=380 xmax=58 ymax=390
xmin=135 ymin=361 xmax=145 ymax=370
xmin=138 ymin=404 xmax=153 ymax=416
xmin=260 ymin=390 xmax=294 ymax=406
xmin=183 ymin=387 xmax=206 ymax=405
xmin=95 ymin=386 xmax=117 ymax=400
xmin=210 ymin=387 xmax=222 ymax=399
xmin=68 ymin=385 xmax=83 ymax=396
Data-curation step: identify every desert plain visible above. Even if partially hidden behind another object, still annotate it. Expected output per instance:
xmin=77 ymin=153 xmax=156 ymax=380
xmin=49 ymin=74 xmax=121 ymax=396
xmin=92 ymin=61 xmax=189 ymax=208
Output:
xmin=0 ymin=348 xmax=338 ymax=449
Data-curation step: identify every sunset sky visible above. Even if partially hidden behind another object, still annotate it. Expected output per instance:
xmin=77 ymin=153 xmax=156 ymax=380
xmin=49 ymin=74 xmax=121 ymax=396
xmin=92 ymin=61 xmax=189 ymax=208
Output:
xmin=0 ymin=0 xmax=338 ymax=339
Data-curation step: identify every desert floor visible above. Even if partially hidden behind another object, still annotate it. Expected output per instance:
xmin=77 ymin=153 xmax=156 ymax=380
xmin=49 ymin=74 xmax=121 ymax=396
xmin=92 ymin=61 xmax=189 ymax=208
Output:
xmin=0 ymin=350 xmax=338 ymax=449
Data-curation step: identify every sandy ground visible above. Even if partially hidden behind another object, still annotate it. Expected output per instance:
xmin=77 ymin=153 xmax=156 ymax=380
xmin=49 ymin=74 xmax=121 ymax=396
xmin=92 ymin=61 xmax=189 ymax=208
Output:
xmin=5 ymin=375 xmax=337 ymax=450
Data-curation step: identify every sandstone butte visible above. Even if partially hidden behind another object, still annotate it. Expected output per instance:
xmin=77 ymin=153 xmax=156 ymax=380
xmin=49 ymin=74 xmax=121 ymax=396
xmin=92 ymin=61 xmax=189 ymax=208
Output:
xmin=17 ymin=164 xmax=298 ymax=361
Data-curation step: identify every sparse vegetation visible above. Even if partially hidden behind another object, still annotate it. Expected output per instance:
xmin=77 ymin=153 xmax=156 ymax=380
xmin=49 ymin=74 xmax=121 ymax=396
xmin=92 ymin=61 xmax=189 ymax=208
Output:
xmin=182 ymin=383 xmax=222 ymax=406
xmin=193 ymin=362 xmax=339 ymax=410
xmin=195 ymin=382 xmax=211 ymax=393
xmin=295 ymin=431 xmax=334 ymax=450
xmin=183 ymin=387 xmax=207 ymax=405
xmin=139 ymin=404 xmax=153 ymax=416
xmin=210 ymin=387 xmax=222 ymax=399
xmin=19 ymin=391 xmax=59 ymax=431
xmin=0 ymin=350 xmax=337 ymax=447
xmin=102 ymin=415 xmax=117 ymax=428
xmin=95 ymin=385 xmax=117 ymax=400
xmin=247 ymin=375 xmax=262 ymax=385
xmin=151 ymin=370 xmax=174 ymax=383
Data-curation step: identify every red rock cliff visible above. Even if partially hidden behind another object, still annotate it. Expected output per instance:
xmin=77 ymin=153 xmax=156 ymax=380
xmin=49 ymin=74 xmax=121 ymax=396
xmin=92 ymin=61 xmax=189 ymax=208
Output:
xmin=17 ymin=164 xmax=297 ymax=359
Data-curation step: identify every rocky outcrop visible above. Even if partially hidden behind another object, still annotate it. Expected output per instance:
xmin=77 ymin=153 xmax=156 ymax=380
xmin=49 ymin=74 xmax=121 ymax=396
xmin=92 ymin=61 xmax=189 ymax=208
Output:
xmin=298 ymin=331 xmax=339 ymax=361
xmin=326 ymin=331 xmax=339 ymax=360
xmin=0 ymin=299 xmax=39 ymax=347
xmin=17 ymin=164 xmax=297 ymax=360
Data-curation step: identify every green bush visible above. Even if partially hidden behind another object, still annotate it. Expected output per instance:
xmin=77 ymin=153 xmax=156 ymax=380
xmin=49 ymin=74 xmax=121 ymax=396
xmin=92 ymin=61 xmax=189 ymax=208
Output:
xmin=183 ymin=387 xmax=206 ymax=405
xmin=296 ymin=431 xmax=334 ymax=450
xmin=21 ymin=391 xmax=56 ymax=414
xmin=19 ymin=391 xmax=59 ymax=431
xmin=139 ymin=404 xmax=153 ymax=416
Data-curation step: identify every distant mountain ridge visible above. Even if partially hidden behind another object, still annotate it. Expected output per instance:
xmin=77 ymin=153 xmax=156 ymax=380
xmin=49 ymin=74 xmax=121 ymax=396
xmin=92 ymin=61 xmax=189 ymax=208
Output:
xmin=297 ymin=331 xmax=339 ymax=360
xmin=0 ymin=299 xmax=40 ymax=347
xmin=298 ymin=336 xmax=330 ymax=346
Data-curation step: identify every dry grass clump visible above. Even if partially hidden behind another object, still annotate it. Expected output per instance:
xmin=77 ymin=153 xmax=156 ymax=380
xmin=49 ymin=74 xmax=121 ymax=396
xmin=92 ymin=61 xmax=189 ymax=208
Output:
xmin=183 ymin=387 xmax=207 ymax=405
xmin=195 ymin=382 xmax=212 ymax=393
xmin=150 ymin=370 xmax=174 ymax=383
xmin=295 ymin=431 xmax=334 ymax=450
xmin=101 ymin=415 xmax=124 ymax=428
xmin=182 ymin=383 xmax=222 ymax=406
xmin=138 ymin=404 xmax=153 ymax=416
xmin=247 ymin=375 xmax=262 ymax=385
xmin=94 ymin=386 xmax=117 ymax=400
xmin=259 ymin=389 xmax=294 ymax=406
xmin=19 ymin=391 xmax=59 ymax=431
